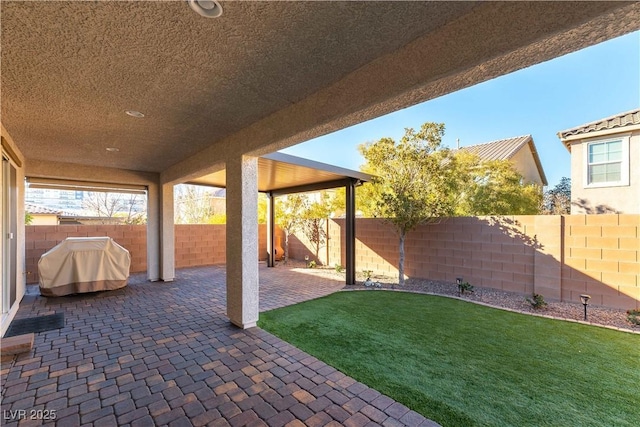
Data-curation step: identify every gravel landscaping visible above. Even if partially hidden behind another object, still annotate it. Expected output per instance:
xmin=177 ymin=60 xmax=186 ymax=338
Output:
xmin=287 ymin=263 xmax=640 ymax=334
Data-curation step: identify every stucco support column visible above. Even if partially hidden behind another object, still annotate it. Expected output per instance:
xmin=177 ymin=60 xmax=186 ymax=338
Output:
xmin=226 ymin=155 xmax=259 ymax=328
xmin=147 ymin=181 xmax=175 ymax=281
xmin=266 ymin=192 xmax=275 ymax=268
xmin=345 ymin=179 xmax=356 ymax=285
xmin=146 ymin=182 xmax=160 ymax=281
xmin=160 ymin=183 xmax=175 ymax=281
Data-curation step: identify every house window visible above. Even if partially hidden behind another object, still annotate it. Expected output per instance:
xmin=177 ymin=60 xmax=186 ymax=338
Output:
xmin=583 ymin=136 xmax=629 ymax=187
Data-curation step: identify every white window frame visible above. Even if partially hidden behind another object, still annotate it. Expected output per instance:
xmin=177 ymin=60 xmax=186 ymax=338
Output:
xmin=582 ymin=134 xmax=630 ymax=188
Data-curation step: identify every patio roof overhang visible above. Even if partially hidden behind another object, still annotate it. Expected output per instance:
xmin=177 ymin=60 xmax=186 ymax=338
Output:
xmin=187 ymin=151 xmax=370 ymax=283
xmin=187 ymin=152 xmax=372 ymax=195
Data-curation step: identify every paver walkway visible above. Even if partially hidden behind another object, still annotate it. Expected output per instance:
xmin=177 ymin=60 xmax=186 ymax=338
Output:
xmin=1 ymin=264 xmax=439 ymax=427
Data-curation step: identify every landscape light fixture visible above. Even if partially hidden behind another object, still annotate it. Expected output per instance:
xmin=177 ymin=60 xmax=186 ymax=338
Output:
xmin=580 ymin=294 xmax=591 ymax=321
xmin=456 ymin=278 xmax=463 ymax=296
xmin=188 ymin=0 xmax=223 ymax=18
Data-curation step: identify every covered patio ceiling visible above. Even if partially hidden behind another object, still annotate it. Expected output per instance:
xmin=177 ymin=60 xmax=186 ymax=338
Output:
xmin=188 ymin=152 xmax=371 ymax=195
xmin=2 ymin=1 xmax=639 ymax=185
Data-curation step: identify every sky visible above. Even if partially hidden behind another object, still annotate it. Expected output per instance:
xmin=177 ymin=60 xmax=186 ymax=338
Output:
xmin=281 ymin=31 xmax=640 ymax=189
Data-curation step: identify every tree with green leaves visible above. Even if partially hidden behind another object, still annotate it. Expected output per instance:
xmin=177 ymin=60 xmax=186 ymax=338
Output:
xmin=275 ymin=194 xmax=308 ymax=263
xmin=359 ymin=122 xmax=459 ymax=286
xmin=453 ymin=150 xmax=542 ymax=216
xmin=541 ymin=177 xmax=571 ymax=214
xmin=174 ymin=185 xmax=215 ymax=224
xmin=257 ymin=193 xmax=268 ymax=224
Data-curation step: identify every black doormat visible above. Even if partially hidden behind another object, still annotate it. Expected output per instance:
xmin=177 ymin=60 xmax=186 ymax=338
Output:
xmin=4 ymin=313 xmax=64 ymax=337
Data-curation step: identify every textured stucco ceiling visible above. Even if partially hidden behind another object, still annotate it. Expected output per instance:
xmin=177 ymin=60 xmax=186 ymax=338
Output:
xmin=2 ymin=1 xmax=639 ymax=184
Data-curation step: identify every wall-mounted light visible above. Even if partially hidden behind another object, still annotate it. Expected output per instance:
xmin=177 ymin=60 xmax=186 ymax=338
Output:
xmin=188 ymin=0 xmax=223 ymax=18
xmin=106 ymin=147 xmax=120 ymax=152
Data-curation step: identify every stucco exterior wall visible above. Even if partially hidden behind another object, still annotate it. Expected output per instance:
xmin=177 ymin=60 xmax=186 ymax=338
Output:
xmin=570 ymin=130 xmax=640 ymax=214
xmin=511 ymin=145 xmax=544 ymax=185
xmin=30 ymin=214 xmax=59 ymax=226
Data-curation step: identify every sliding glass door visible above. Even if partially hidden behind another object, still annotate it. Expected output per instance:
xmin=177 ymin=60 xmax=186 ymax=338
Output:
xmin=2 ymin=155 xmax=18 ymax=315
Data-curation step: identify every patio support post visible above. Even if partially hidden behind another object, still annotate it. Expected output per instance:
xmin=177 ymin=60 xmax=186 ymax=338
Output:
xmin=146 ymin=181 xmax=174 ymax=281
xmin=267 ymin=192 xmax=275 ymax=267
xmin=146 ymin=182 xmax=160 ymax=281
xmin=226 ymin=155 xmax=259 ymax=328
xmin=160 ymin=183 xmax=175 ymax=282
xmin=345 ymin=178 xmax=356 ymax=285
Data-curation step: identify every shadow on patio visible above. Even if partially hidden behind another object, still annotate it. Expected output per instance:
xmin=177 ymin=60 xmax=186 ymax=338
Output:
xmin=1 ymin=265 xmax=438 ymax=427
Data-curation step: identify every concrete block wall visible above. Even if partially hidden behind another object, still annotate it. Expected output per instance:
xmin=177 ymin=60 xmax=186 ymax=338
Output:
xmin=174 ymin=224 xmax=226 ymax=268
xmin=562 ymin=215 xmax=639 ymax=308
xmin=287 ymin=219 xmax=348 ymax=268
xmin=25 ymin=225 xmax=147 ymax=283
xmin=25 ymin=217 xmax=639 ymax=309
xmin=291 ymin=215 xmax=639 ymax=310
xmin=26 ymin=224 xmax=283 ymax=283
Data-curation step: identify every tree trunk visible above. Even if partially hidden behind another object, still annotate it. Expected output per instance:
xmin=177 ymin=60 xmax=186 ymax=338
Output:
xmin=284 ymin=230 xmax=290 ymax=264
xmin=398 ymin=232 xmax=406 ymax=287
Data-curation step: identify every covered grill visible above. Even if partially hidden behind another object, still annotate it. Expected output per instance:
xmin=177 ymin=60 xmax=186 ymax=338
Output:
xmin=38 ymin=237 xmax=131 ymax=297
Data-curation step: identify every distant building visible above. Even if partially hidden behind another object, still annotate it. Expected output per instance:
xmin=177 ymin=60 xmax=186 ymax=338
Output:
xmin=25 ymin=188 xmax=85 ymax=213
xmin=457 ymin=135 xmax=548 ymax=186
xmin=25 ymin=203 xmax=61 ymax=225
xmin=558 ymin=109 xmax=639 ymax=214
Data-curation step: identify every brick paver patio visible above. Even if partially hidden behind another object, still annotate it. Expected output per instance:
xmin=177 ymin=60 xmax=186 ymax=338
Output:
xmin=1 ymin=264 xmax=439 ymax=426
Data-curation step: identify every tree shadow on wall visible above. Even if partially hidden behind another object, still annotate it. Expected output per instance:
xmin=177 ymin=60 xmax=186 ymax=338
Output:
xmin=572 ymin=198 xmax=620 ymax=214
xmin=483 ymin=216 xmax=541 ymax=250
xmin=328 ymin=216 xmax=638 ymax=310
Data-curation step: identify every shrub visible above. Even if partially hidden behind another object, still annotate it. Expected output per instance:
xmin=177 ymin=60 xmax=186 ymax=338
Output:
xmin=335 ymin=264 xmax=344 ymax=273
xmin=526 ymin=293 xmax=548 ymax=309
xmin=458 ymin=281 xmax=474 ymax=295
xmin=626 ymin=309 xmax=640 ymax=326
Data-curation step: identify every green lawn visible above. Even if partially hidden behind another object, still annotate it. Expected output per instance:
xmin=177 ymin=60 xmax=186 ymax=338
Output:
xmin=258 ymin=291 xmax=640 ymax=427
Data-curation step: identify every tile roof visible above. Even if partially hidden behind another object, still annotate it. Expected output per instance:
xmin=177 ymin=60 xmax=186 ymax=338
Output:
xmin=558 ymin=108 xmax=640 ymax=139
xmin=457 ymin=135 xmax=548 ymax=185
xmin=25 ymin=203 xmax=61 ymax=215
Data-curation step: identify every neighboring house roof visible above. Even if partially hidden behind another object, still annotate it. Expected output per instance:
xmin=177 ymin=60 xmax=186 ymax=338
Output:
xmin=458 ymin=135 xmax=548 ymax=186
xmin=25 ymin=203 xmax=61 ymax=215
xmin=557 ymin=108 xmax=640 ymax=149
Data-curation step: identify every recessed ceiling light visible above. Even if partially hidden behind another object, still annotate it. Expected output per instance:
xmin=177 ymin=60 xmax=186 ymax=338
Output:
xmin=106 ymin=147 xmax=120 ymax=152
xmin=188 ymin=0 xmax=223 ymax=18
xmin=125 ymin=110 xmax=145 ymax=118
